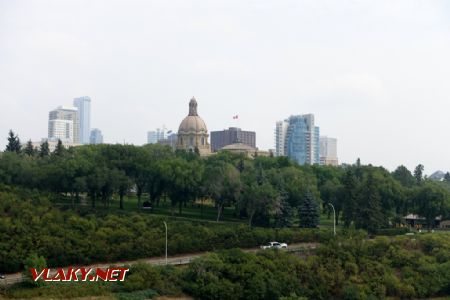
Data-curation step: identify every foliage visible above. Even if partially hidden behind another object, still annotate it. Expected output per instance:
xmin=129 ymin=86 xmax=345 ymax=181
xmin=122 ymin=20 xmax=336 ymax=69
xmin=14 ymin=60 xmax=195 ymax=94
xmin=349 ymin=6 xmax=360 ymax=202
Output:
xmin=0 ymin=187 xmax=332 ymax=273
xmin=298 ymin=191 xmax=319 ymax=228
xmin=181 ymin=234 xmax=450 ymax=299
xmin=1 ymin=134 xmax=449 ymax=233
xmin=23 ymin=253 xmax=47 ymax=286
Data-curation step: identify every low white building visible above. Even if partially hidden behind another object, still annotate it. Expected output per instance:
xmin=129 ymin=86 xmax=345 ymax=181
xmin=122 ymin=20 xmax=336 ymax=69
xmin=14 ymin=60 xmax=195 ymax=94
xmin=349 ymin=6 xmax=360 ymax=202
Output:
xmin=32 ymin=139 xmax=80 ymax=153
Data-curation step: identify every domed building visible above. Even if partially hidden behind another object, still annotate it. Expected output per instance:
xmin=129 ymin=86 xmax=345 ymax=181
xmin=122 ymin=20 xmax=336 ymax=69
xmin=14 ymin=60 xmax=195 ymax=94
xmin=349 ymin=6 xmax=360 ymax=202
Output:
xmin=177 ymin=97 xmax=211 ymax=156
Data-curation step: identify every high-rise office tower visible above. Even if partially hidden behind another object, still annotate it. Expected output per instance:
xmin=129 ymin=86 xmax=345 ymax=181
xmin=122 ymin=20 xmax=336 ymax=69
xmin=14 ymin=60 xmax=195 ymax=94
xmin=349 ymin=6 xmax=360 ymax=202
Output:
xmin=210 ymin=127 xmax=256 ymax=152
xmin=319 ymin=136 xmax=338 ymax=166
xmin=274 ymin=120 xmax=288 ymax=157
xmin=48 ymin=106 xmax=79 ymax=143
xmin=279 ymin=114 xmax=320 ymax=165
xmin=73 ymin=96 xmax=91 ymax=144
xmin=90 ymin=128 xmax=104 ymax=144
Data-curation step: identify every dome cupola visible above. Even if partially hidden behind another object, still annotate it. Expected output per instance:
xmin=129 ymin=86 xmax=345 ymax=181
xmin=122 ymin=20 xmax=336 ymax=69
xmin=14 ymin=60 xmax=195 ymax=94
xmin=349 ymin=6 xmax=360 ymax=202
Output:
xmin=176 ymin=97 xmax=211 ymax=155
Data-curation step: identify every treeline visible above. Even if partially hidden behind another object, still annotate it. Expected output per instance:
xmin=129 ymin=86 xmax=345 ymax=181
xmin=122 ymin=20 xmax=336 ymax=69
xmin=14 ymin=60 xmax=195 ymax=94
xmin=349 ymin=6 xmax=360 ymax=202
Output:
xmin=1 ymin=130 xmax=450 ymax=231
xmin=6 ymin=233 xmax=450 ymax=299
xmin=0 ymin=186 xmax=331 ymax=273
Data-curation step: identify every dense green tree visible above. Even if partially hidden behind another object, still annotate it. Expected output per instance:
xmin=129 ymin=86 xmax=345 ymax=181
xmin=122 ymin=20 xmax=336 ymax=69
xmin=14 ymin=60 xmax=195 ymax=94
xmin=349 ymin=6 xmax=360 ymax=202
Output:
xmin=53 ymin=139 xmax=65 ymax=156
xmin=23 ymin=253 xmax=47 ymax=286
xmin=414 ymin=164 xmax=424 ymax=184
xmin=355 ymin=172 xmax=384 ymax=234
xmin=298 ymin=191 xmax=319 ymax=228
xmin=342 ymin=170 xmax=358 ymax=227
xmin=392 ymin=165 xmax=415 ymax=187
xmin=163 ymin=157 xmax=204 ymax=215
xmin=354 ymin=158 xmax=363 ymax=179
xmin=242 ymin=181 xmax=279 ymax=227
xmin=5 ymin=130 xmax=21 ymax=153
xmin=275 ymin=198 xmax=294 ymax=228
xmin=142 ymin=144 xmax=174 ymax=207
xmin=23 ymin=140 xmax=36 ymax=156
xmin=320 ymin=179 xmax=343 ymax=225
xmin=39 ymin=141 xmax=50 ymax=157
xmin=116 ymin=170 xmax=131 ymax=210
xmin=204 ymin=160 xmax=241 ymax=221
xmin=128 ymin=147 xmax=150 ymax=209
xmin=414 ymin=182 xmax=448 ymax=231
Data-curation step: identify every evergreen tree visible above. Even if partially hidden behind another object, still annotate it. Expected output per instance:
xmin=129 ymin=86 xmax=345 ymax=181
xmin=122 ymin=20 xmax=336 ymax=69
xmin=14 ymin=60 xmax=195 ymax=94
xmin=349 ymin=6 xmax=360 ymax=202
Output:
xmin=354 ymin=158 xmax=363 ymax=179
xmin=24 ymin=140 xmax=35 ymax=156
xmin=341 ymin=169 xmax=358 ymax=227
xmin=414 ymin=164 xmax=424 ymax=184
xmin=39 ymin=141 xmax=50 ymax=157
xmin=5 ymin=130 xmax=21 ymax=153
xmin=53 ymin=139 xmax=65 ymax=156
xmin=355 ymin=172 xmax=384 ymax=234
xmin=298 ymin=191 xmax=319 ymax=228
xmin=275 ymin=198 xmax=294 ymax=228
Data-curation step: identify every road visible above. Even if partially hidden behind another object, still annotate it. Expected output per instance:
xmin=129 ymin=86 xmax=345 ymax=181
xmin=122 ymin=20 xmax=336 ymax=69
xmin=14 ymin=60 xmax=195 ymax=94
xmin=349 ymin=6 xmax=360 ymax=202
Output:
xmin=0 ymin=243 xmax=318 ymax=286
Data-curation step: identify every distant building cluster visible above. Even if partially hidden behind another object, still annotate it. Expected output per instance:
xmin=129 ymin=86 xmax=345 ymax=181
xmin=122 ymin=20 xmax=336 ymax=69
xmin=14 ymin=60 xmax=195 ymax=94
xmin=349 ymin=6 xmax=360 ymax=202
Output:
xmin=44 ymin=96 xmax=102 ymax=148
xmin=145 ymin=98 xmax=338 ymax=164
xmin=275 ymin=114 xmax=338 ymax=166
xmin=149 ymin=97 xmax=270 ymax=158
xmin=147 ymin=127 xmax=168 ymax=144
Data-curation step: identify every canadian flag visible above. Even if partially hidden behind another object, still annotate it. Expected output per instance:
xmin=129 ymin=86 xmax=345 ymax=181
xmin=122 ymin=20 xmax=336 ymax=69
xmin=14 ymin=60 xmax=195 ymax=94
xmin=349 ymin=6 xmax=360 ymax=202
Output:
xmin=233 ymin=115 xmax=239 ymax=119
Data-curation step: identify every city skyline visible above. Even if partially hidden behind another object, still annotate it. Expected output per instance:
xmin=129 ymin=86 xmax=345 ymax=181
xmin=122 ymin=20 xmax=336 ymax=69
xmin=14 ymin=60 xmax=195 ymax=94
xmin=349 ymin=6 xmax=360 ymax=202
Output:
xmin=1 ymin=1 xmax=450 ymax=173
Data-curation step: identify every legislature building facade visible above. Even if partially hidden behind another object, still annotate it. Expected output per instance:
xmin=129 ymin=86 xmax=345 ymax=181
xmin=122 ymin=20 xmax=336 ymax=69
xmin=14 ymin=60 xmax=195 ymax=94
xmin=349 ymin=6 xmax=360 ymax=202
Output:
xmin=176 ymin=97 xmax=211 ymax=156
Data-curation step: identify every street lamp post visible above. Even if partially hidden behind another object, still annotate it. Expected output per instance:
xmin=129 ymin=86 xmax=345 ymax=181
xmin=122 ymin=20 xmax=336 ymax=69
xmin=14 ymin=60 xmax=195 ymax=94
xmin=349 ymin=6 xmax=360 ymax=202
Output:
xmin=328 ymin=203 xmax=336 ymax=236
xmin=163 ymin=221 xmax=168 ymax=265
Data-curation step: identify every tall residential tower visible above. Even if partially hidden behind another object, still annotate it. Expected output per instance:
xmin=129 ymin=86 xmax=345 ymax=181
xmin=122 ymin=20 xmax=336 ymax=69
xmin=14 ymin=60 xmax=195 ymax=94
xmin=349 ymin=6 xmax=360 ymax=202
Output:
xmin=274 ymin=120 xmax=288 ymax=157
xmin=275 ymin=114 xmax=320 ymax=165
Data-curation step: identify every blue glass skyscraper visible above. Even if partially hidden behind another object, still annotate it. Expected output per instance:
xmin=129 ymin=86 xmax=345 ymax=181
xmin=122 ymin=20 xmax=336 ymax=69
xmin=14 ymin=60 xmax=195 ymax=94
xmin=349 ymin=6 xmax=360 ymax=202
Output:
xmin=284 ymin=114 xmax=320 ymax=165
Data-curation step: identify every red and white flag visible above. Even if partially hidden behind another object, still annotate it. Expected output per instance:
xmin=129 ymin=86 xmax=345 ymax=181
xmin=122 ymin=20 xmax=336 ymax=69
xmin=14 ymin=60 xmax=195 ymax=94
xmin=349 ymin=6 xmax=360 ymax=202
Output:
xmin=233 ymin=115 xmax=239 ymax=119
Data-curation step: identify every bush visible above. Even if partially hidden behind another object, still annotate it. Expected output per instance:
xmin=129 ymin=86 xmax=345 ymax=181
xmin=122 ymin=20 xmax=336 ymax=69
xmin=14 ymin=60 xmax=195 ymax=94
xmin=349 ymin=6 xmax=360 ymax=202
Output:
xmin=23 ymin=254 xmax=47 ymax=287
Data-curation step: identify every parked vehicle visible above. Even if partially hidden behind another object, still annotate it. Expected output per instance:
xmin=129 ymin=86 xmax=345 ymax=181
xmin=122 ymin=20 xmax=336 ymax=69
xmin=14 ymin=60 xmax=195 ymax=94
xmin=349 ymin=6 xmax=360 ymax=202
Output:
xmin=260 ymin=241 xmax=288 ymax=249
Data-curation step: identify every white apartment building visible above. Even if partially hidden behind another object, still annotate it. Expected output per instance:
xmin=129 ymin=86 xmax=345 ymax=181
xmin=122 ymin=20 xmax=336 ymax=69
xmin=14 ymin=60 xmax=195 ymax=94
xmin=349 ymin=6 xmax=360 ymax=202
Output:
xmin=48 ymin=106 xmax=78 ymax=143
xmin=274 ymin=120 xmax=288 ymax=157
xmin=48 ymin=119 xmax=73 ymax=142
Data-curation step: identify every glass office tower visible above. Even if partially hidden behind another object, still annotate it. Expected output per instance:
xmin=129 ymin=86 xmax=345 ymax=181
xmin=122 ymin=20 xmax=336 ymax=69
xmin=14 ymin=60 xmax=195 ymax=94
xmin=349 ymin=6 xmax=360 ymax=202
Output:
xmin=73 ymin=96 xmax=91 ymax=144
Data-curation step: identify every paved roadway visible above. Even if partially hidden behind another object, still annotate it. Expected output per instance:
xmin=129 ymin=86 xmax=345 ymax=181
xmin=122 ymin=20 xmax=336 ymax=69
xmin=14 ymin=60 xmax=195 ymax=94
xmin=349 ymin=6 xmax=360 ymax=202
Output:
xmin=0 ymin=243 xmax=318 ymax=286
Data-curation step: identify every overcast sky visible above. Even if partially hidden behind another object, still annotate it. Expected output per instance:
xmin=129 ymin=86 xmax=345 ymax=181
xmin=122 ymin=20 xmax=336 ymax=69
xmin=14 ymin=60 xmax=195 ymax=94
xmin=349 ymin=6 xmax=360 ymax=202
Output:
xmin=1 ymin=0 xmax=449 ymax=173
